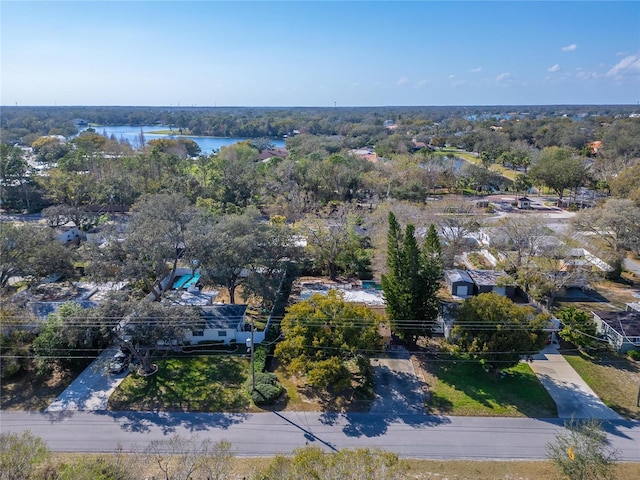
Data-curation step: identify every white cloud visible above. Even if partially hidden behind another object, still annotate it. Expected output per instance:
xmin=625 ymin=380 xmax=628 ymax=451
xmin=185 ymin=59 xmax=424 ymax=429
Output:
xmin=396 ymin=76 xmax=410 ymax=86
xmin=547 ymin=64 xmax=561 ymax=73
xmin=417 ymin=79 xmax=428 ymax=87
xmin=606 ymin=53 xmax=640 ymax=77
xmin=470 ymin=67 xmax=482 ymax=73
xmin=575 ymin=69 xmax=599 ymax=80
xmin=561 ymin=44 xmax=577 ymax=52
xmin=451 ymin=80 xmax=466 ymax=87
xmin=495 ymin=72 xmax=511 ymax=84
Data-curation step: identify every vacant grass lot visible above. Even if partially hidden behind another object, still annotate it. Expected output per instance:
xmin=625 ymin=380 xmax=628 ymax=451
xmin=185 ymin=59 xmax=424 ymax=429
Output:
xmin=562 ymin=350 xmax=640 ymax=419
xmin=108 ymin=355 xmax=252 ymax=412
xmin=416 ymin=353 xmax=557 ymax=417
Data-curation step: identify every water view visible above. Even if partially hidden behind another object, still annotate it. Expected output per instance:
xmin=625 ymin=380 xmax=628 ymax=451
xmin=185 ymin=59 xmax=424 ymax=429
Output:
xmin=83 ymin=125 xmax=285 ymax=155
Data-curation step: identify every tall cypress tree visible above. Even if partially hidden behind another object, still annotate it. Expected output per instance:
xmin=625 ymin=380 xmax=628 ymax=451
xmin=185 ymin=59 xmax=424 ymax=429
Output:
xmin=381 ymin=213 xmax=442 ymax=345
xmin=419 ymin=223 xmax=443 ymax=339
xmin=381 ymin=212 xmax=411 ymax=332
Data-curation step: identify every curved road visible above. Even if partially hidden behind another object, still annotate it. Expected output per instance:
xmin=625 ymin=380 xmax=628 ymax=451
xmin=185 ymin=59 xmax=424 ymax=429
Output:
xmin=1 ymin=410 xmax=638 ymax=461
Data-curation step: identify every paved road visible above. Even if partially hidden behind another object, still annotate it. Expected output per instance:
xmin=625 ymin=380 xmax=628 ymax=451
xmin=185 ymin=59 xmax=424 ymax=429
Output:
xmin=1 ymin=410 xmax=638 ymax=460
xmin=528 ymin=341 xmax=622 ymax=420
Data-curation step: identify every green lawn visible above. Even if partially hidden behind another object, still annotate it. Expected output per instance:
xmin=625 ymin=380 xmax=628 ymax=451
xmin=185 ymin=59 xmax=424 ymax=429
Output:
xmin=418 ymin=354 xmax=557 ymax=417
xmin=108 ymin=355 xmax=252 ymax=412
xmin=562 ymin=351 xmax=640 ymax=419
xmin=435 ymin=149 xmax=518 ymax=181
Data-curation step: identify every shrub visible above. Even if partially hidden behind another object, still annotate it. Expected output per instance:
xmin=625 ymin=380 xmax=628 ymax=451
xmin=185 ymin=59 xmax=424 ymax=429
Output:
xmin=627 ymin=349 xmax=640 ymax=360
xmin=253 ymin=346 xmax=267 ymax=372
xmin=0 ymin=431 xmax=50 ymax=480
xmin=249 ymin=371 xmax=283 ymax=405
xmin=546 ymin=418 xmax=619 ymax=480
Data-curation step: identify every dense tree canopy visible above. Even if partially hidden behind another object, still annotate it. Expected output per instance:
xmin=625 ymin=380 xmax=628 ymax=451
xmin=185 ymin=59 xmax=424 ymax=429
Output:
xmin=452 ymin=292 xmax=548 ymax=370
xmin=87 ymin=193 xmax=195 ymax=300
xmin=609 ymin=163 xmax=640 ymax=206
xmin=556 ymin=306 xmax=598 ymax=350
xmin=301 ymin=211 xmax=373 ymax=281
xmin=529 ymin=147 xmax=588 ymax=206
xmin=0 ymin=222 xmax=75 ymax=288
xmin=275 ymin=290 xmax=380 ymax=390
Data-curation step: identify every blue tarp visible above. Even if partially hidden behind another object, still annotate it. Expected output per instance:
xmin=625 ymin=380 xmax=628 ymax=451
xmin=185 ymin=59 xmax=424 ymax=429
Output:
xmin=183 ymin=273 xmax=201 ymax=288
xmin=172 ymin=275 xmax=192 ymax=289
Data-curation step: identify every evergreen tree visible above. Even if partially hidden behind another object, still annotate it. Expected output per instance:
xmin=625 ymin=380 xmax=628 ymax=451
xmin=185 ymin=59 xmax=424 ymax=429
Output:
xmin=452 ymin=292 xmax=548 ymax=370
xmin=381 ymin=212 xmax=443 ymax=345
xmin=557 ymin=306 xmax=598 ymax=351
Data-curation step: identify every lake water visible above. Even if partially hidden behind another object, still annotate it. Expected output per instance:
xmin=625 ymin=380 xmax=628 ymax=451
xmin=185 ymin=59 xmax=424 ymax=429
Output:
xmin=83 ymin=125 xmax=285 ymax=155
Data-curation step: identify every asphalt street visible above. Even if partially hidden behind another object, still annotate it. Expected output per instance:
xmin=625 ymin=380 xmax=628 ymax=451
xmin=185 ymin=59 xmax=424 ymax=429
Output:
xmin=1 ymin=410 xmax=638 ymax=461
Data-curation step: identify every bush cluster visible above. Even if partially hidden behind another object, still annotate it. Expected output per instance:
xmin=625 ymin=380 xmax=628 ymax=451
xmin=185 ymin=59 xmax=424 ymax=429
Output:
xmin=249 ymin=371 xmax=283 ymax=405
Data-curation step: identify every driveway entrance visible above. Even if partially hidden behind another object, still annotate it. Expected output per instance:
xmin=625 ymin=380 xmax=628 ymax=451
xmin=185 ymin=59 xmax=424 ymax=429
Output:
xmin=370 ymin=346 xmax=425 ymax=414
xmin=46 ymin=347 xmax=129 ymax=411
xmin=529 ymin=341 xmax=622 ymax=419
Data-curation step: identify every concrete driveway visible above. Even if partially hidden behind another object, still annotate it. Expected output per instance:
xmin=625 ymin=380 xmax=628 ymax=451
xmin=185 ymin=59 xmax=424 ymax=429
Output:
xmin=528 ymin=340 xmax=622 ymax=420
xmin=46 ymin=347 xmax=129 ymax=412
xmin=623 ymin=257 xmax=640 ymax=278
xmin=370 ymin=346 xmax=425 ymax=414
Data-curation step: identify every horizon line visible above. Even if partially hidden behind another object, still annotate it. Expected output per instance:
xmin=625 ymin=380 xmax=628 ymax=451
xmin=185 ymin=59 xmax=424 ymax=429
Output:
xmin=2 ymin=103 xmax=639 ymax=109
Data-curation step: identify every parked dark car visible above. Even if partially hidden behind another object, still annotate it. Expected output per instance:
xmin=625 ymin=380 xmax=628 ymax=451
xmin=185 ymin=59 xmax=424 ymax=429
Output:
xmin=107 ymin=351 xmax=130 ymax=374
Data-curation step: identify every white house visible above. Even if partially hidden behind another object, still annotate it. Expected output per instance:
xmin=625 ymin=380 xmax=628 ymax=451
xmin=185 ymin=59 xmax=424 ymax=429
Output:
xmin=55 ymin=226 xmax=85 ymax=245
xmin=592 ymin=310 xmax=640 ymax=353
xmin=626 ymin=302 xmax=640 ymax=313
xmin=183 ymin=303 xmax=264 ymax=346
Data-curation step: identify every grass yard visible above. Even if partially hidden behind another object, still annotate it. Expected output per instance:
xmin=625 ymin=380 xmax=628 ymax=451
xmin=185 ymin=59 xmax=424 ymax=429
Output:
xmin=562 ymin=350 xmax=640 ymax=419
xmin=108 ymin=355 xmax=252 ymax=412
xmin=416 ymin=353 xmax=557 ymax=417
xmin=436 ymin=149 xmax=517 ymax=181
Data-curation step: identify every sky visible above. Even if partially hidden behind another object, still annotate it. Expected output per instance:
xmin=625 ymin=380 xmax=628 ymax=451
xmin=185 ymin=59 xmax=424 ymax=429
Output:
xmin=1 ymin=1 xmax=639 ymax=106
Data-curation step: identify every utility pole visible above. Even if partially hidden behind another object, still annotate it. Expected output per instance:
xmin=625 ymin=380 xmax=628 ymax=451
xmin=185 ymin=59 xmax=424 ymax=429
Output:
xmin=246 ymin=316 xmax=255 ymax=391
